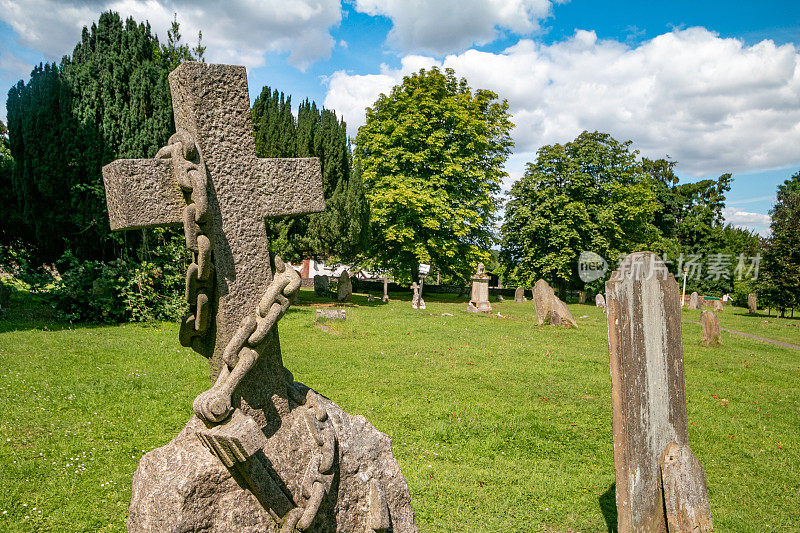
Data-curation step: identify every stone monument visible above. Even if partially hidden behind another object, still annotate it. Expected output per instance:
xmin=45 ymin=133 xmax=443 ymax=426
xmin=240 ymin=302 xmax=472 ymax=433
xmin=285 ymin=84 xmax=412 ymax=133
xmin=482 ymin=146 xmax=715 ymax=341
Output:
xmin=748 ymin=293 xmax=757 ymax=314
xmin=688 ymin=291 xmax=700 ymax=310
xmin=337 ymin=270 xmax=352 ymax=302
xmin=701 ymin=310 xmax=722 ymax=347
xmin=514 ymin=287 xmax=526 ymax=303
xmin=313 ymin=274 xmax=329 ymax=297
xmin=382 ymin=275 xmax=390 ymax=302
xmin=466 ymin=263 xmax=492 ymax=313
xmin=411 ymin=282 xmax=425 ymax=309
xmin=578 ymin=290 xmax=587 ymax=304
xmin=532 ymin=279 xmax=576 ymax=327
xmin=595 ymin=293 xmax=605 ymax=308
xmin=102 ymin=62 xmax=416 ymax=532
xmin=606 ymin=252 xmax=712 ymax=532
xmin=712 ymin=299 xmax=723 ymax=312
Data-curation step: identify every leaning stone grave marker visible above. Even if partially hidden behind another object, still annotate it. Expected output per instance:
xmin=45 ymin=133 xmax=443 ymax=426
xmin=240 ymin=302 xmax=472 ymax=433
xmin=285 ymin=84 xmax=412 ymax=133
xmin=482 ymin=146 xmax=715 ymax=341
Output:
xmin=514 ymin=286 xmax=526 ymax=303
xmin=532 ymin=279 xmax=576 ymax=327
xmin=337 ymin=269 xmax=352 ymax=302
xmin=606 ymin=252 xmax=712 ymax=532
xmin=103 ymin=62 xmax=416 ymax=532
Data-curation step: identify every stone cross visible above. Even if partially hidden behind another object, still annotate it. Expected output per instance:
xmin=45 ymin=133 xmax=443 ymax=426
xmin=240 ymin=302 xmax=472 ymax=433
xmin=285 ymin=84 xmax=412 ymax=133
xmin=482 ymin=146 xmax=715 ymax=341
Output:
xmin=102 ymin=62 xmax=324 ymax=427
xmin=606 ymin=252 xmax=712 ymax=532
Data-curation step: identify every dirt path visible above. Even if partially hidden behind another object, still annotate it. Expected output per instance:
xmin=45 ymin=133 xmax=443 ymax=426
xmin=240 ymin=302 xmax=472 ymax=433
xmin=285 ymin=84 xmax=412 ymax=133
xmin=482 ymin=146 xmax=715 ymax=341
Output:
xmin=685 ymin=320 xmax=800 ymax=351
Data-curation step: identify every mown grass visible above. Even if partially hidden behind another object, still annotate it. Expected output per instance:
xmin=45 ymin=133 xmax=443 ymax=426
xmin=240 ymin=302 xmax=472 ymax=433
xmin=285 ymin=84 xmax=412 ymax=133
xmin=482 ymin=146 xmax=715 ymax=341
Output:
xmin=0 ymin=285 xmax=798 ymax=532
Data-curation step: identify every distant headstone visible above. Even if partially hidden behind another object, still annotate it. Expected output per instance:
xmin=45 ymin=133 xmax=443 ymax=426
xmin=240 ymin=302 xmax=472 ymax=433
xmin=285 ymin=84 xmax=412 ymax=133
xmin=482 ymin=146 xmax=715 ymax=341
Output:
xmin=701 ymin=310 xmax=722 ymax=346
xmin=689 ymin=291 xmax=700 ymax=309
xmin=514 ymin=287 xmax=526 ymax=303
xmin=316 ymin=309 xmax=346 ymax=321
xmin=337 ymin=270 xmax=352 ymax=302
xmin=748 ymin=293 xmax=757 ymax=314
xmin=606 ymin=252 xmax=712 ymax=532
xmin=382 ymin=276 xmax=390 ymax=302
xmin=411 ymin=282 xmax=426 ymax=309
xmin=313 ymin=274 xmax=329 ymax=296
xmin=595 ymin=293 xmax=605 ymax=308
xmin=467 ymin=263 xmax=492 ymax=313
xmin=497 ymin=295 xmax=504 ymax=302
xmin=102 ymin=62 xmax=415 ymax=532
xmin=712 ymin=299 xmax=723 ymax=312
xmin=578 ymin=290 xmax=587 ymax=304
xmin=532 ymin=279 xmax=576 ymax=327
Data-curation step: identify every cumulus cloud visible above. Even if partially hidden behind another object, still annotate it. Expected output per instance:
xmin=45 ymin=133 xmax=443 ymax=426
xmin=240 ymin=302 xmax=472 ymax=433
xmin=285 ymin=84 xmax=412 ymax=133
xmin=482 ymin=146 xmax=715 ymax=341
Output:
xmin=723 ymin=207 xmax=772 ymax=235
xmin=325 ymin=27 xmax=800 ymax=177
xmin=354 ymin=0 xmax=559 ymax=55
xmin=0 ymin=0 xmax=342 ymax=70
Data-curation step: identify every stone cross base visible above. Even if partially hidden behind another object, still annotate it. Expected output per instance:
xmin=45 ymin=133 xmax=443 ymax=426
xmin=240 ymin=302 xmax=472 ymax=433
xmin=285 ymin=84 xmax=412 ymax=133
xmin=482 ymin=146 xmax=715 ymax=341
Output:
xmin=128 ymin=385 xmax=417 ymax=533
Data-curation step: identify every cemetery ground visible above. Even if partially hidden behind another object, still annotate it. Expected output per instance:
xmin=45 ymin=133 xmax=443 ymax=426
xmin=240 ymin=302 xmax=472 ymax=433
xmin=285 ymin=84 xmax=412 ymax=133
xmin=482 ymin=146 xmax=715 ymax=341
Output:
xmin=0 ymin=286 xmax=798 ymax=532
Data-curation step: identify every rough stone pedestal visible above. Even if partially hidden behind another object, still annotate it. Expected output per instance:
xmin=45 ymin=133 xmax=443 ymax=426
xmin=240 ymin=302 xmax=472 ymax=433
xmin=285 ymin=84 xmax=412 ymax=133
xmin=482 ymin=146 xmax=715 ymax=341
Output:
xmin=129 ymin=385 xmax=417 ymax=532
xmin=467 ymin=263 xmax=492 ymax=313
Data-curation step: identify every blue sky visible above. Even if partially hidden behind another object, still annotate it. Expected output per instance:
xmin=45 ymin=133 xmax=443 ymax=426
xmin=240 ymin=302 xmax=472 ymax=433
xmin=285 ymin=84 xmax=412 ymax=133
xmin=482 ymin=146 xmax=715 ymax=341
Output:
xmin=2 ymin=0 xmax=799 ymax=235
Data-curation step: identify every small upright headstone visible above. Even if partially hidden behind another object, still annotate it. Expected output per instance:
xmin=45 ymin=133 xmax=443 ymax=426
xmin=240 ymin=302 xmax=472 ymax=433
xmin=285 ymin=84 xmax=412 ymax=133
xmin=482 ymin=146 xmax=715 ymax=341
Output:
xmin=578 ymin=290 xmax=587 ymax=304
xmin=313 ymin=274 xmax=329 ymax=297
xmin=532 ymin=279 xmax=576 ymax=327
xmin=337 ymin=270 xmax=352 ymax=302
xmin=514 ymin=287 xmax=526 ymax=303
xmin=496 ymin=294 xmax=504 ymax=302
xmin=411 ymin=282 xmax=425 ymax=310
xmin=382 ymin=276 xmax=390 ymax=302
xmin=701 ymin=310 xmax=722 ymax=346
xmin=748 ymin=293 xmax=757 ymax=314
xmin=712 ymin=299 xmax=723 ymax=312
xmin=467 ymin=263 xmax=492 ymax=313
xmin=595 ymin=293 xmax=605 ymax=308
xmin=606 ymin=252 xmax=712 ymax=532
xmin=689 ymin=291 xmax=700 ymax=310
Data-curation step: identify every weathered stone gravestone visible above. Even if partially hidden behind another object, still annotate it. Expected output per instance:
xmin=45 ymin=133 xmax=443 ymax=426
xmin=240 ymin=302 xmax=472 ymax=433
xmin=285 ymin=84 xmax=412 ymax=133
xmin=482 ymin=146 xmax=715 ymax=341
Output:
xmin=688 ymin=291 xmax=700 ymax=309
xmin=103 ymin=62 xmax=416 ymax=532
xmin=313 ymin=274 xmax=329 ymax=297
xmin=514 ymin=287 xmax=526 ymax=303
xmin=606 ymin=252 xmax=712 ymax=532
xmin=595 ymin=293 xmax=605 ymax=308
xmin=701 ymin=310 xmax=722 ymax=347
xmin=382 ymin=275 xmax=390 ymax=302
xmin=578 ymin=290 xmax=587 ymax=304
xmin=337 ymin=270 xmax=352 ymax=302
xmin=315 ymin=309 xmax=346 ymax=321
xmin=712 ymin=299 xmax=723 ymax=312
xmin=748 ymin=292 xmax=757 ymax=314
xmin=532 ymin=279 xmax=576 ymax=327
xmin=467 ymin=263 xmax=492 ymax=313
xmin=411 ymin=282 xmax=426 ymax=309
xmin=496 ymin=294 xmax=504 ymax=302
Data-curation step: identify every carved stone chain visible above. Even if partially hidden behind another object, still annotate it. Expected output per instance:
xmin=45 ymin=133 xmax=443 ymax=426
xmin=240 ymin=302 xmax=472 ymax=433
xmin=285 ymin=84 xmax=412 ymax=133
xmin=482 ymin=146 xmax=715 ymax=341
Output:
xmin=156 ymin=131 xmax=214 ymax=357
xmin=157 ymin=131 xmax=338 ymax=532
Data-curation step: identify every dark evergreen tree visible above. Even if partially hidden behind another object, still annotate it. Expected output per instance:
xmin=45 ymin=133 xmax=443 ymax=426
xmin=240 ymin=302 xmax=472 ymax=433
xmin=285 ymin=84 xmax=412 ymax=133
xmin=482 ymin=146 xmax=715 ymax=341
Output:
xmin=762 ymin=172 xmax=800 ymax=315
xmin=251 ymin=92 xmax=369 ymax=262
xmin=4 ymin=11 xmax=200 ymax=263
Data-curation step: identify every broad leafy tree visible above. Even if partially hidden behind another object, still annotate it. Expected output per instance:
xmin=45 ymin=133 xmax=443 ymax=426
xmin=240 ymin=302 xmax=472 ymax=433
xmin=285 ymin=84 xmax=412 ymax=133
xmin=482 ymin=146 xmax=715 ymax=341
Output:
xmin=500 ymin=131 xmax=663 ymax=292
xmin=355 ymin=67 xmax=513 ymax=282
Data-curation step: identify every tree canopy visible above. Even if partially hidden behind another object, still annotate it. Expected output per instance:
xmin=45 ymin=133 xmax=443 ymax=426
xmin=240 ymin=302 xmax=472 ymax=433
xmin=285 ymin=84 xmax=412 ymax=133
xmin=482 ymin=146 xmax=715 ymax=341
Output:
xmin=500 ymin=131 xmax=663 ymax=292
xmin=2 ymin=11 xmax=202 ymax=263
xmin=355 ymin=67 xmax=514 ymax=282
xmin=761 ymin=171 xmax=800 ymax=315
xmin=251 ymin=89 xmax=369 ymax=263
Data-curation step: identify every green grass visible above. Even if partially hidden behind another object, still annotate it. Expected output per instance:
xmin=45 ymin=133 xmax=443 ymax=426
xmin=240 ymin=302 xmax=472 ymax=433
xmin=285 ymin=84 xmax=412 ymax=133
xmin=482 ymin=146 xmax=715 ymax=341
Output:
xmin=0 ymin=286 xmax=798 ymax=532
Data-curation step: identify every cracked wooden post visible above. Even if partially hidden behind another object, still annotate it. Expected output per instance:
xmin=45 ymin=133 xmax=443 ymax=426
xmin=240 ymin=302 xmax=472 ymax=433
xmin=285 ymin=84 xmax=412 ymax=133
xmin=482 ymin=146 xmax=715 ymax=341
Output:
xmin=606 ymin=251 xmax=712 ymax=532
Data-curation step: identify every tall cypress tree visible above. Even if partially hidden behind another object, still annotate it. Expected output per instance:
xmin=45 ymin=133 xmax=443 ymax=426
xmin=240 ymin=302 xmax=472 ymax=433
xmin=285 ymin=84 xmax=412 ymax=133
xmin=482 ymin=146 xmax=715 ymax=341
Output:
xmin=4 ymin=11 xmax=200 ymax=263
xmin=251 ymin=92 xmax=369 ymax=262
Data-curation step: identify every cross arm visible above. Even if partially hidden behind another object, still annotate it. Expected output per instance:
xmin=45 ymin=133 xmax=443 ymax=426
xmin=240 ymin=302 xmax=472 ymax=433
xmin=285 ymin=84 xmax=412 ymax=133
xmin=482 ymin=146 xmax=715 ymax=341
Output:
xmin=255 ymin=158 xmax=325 ymax=218
xmin=102 ymin=159 xmax=184 ymax=230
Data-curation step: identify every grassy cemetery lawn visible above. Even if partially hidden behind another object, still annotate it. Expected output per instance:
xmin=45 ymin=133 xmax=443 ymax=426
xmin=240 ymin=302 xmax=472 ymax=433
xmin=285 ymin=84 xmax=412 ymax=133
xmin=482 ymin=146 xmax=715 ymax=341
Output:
xmin=0 ymin=287 xmax=798 ymax=532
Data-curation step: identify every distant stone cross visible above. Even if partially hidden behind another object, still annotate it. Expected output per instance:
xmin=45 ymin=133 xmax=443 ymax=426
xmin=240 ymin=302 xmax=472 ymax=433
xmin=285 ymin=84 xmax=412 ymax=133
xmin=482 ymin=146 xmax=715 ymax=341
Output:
xmin=103 ymin=62 xmax=324 ymax=425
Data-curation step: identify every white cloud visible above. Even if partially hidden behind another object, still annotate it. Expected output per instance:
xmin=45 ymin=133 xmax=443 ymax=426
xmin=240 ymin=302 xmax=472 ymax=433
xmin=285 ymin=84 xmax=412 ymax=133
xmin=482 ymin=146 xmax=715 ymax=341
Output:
xmin=354 ymin=0 xmax=558 ymax=54
xmin=723 ymin=207 xmax=772 ymax=235
xmin=0 ymin=0 xmax=342 ymax=70
xmin=325 ymin=27 xmax=800 ymax=177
